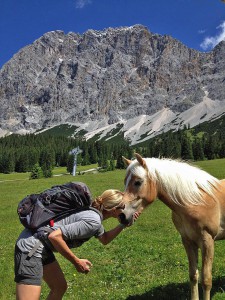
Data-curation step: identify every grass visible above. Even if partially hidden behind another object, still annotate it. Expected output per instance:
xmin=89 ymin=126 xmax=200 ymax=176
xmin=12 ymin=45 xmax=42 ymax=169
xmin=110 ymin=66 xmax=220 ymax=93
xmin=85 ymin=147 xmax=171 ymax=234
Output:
xmin=1 ymin=160 xmax=225 ymax=299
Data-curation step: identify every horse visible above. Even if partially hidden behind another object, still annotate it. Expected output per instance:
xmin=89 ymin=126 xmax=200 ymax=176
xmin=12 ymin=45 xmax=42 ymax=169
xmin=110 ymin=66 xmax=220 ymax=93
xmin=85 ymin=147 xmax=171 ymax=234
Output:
xmin=121 ymin=153 xmax=225 ymax=300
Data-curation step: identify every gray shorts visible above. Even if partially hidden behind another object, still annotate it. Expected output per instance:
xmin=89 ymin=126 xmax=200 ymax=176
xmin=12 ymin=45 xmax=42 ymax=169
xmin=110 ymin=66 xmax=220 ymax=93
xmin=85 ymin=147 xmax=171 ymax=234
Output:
xmin=14 ymin=245 xmax=56 ymax=286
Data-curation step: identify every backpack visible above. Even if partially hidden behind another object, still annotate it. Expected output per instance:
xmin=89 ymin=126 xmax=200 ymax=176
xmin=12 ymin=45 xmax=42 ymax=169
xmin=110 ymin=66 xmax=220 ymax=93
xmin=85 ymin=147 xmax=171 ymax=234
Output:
xmin=17 ymin=182 xmax=92 ymax=231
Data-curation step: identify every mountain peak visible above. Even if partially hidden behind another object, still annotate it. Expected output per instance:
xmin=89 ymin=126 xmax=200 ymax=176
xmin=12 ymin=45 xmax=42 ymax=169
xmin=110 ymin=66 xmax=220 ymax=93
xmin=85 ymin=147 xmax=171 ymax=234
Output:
xmin=0 ymin=25 xmax=224 ymax=144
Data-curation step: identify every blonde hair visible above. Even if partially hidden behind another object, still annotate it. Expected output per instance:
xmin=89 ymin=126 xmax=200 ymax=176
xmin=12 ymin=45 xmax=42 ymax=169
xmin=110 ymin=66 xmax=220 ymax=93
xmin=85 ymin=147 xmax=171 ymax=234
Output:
xmin=92 ymin=189 xmax=124 ymax=212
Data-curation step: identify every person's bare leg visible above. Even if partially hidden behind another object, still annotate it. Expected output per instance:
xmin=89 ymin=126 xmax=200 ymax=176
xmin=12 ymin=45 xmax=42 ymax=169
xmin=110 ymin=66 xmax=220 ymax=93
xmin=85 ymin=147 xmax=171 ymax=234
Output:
xmin=43 ymin=260 xmax=67 ymax=300
xmin=16 ymin=284 xmax=41 ymax=300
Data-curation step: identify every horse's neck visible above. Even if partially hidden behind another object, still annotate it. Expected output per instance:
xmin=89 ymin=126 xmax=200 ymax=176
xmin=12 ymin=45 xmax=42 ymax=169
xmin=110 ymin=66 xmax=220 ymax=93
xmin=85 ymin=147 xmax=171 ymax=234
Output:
xmin=158 ymin=190 xmax=178 ymax=211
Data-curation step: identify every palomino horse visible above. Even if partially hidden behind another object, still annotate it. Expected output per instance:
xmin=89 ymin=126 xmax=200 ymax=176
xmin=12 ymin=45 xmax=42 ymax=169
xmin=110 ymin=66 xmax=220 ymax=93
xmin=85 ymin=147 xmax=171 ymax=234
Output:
xmin=121 ymin=153 xmax=225 ymax=300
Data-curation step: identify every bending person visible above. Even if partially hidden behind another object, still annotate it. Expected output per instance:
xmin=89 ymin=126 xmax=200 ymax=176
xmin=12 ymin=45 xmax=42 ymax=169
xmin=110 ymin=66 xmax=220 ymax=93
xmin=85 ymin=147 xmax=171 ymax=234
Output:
xmin=14 ymin=185 xmax=139 ymax=300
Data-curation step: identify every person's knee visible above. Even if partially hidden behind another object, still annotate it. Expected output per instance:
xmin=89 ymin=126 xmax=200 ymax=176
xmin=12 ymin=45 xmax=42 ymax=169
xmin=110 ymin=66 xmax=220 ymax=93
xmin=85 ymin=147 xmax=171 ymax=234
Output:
xmin=60 ymin=280 xmax=68 ymax=295
xmin=52 ymin=280 xmax=67 ymax=296
xmin=43 ymin=260 xmax=68 ymax=297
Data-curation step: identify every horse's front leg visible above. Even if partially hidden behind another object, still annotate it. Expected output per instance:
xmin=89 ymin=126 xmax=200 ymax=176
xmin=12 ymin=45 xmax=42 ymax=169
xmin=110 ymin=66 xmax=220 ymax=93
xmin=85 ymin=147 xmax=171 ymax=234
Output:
xmin=181 ymin=237 xmax=199 ymax=300
xmin=200 ymin=232 xmax=214 ymax=300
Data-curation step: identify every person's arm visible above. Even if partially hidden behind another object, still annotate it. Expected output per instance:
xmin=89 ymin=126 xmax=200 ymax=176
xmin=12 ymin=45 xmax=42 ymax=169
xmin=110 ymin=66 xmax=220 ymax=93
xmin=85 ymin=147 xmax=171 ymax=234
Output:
xmin=98 ymin=211 xmax=140 ymax=245
xmin=48 ymin=228 xmax=92 ymax=273
xmin=98 ymin=224 xmax=126 ymax=245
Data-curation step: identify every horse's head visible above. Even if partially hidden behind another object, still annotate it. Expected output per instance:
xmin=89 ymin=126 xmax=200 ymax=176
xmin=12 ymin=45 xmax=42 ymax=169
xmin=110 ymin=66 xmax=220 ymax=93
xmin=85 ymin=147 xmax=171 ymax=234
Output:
xmin=119 ymin=153 xmax=158 ymax=225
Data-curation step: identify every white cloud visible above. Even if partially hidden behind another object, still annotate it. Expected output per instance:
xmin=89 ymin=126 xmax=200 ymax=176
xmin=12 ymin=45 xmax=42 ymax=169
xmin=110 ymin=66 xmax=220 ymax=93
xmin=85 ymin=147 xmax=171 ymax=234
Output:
xmin=75 ymin=0 xmax=92 ymax=9
xmin=200 ymin=21 xmax=225 ymax=50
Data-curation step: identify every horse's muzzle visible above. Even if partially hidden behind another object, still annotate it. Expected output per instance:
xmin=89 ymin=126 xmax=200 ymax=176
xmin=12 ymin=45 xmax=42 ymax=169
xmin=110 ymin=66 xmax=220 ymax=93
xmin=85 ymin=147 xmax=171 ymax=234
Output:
xmin=119 ymin=199 xmax=143 ymax=225
xmin=118 ymin=212 xmax=130 ymax=225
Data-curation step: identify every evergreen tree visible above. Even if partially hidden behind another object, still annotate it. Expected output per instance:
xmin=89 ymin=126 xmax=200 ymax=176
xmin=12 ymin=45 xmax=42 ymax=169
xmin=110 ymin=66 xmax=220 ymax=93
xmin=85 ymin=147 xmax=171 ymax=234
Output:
xmin=219 ymin=141 xmax=225 ymax=158
xmin=204 ymin=135 xmax=216 ymax=160
xmin=39 ymin=148 xmax=55 ymax=178
xmin=88 ymin=143 xmax=98 ymax=164
xmin=146 ymin=142 xmax=153 ymax=157
xmin=181 ymin=133 xmax=193 ymax=160
xmin=109 ymin=157 xmax=115 ymax=171
xmin=104 ymin=159 xmax=110 ymax=170
xmin=61 ymin=151 xmax=69 ymax=166
xmin=97 ymin=153 xmax=108 ymax=170
xmin=1 ymin=152 xmax=15 ymax=173
xmin=67 ymin=154 xmax=74 ymax=174
xmin=152 ymin=139 xmax=163 ymax=157
xmin=30 ymin=163 xmax=43 ymax=179
xmin=28 ymin=149 xmax=39 ymax=170
xmin=97 ymin=153 xmax=103 ymax=168
xmin=81 ymin=145 xmax=90 ymax=166
xmin=15 ymin=151 xmax=30 ymax=172
xmin=192 ymin=137 xmax=205 ymax=161
xmin=116 ymin=151 xmax=125 ymax=169
xmin=173 ymin=140 xmax=182 ymax=158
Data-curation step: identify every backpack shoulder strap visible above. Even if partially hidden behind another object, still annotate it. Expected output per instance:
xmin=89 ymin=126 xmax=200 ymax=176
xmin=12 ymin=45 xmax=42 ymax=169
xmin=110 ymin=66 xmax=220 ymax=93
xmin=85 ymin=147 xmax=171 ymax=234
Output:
xmin=27 ymin=240 xmax=43 ymax=258
xmin=27 ymin=227 xmax=54 ymax=258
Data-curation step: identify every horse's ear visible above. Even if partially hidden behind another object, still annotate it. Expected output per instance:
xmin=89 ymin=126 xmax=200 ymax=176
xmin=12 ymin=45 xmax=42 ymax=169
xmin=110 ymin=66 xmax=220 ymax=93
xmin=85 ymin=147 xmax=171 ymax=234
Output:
xmin=135 ymin=153 xmax=147 ymax=168
xmin=122 ymin=156 xmax=131 ymax=166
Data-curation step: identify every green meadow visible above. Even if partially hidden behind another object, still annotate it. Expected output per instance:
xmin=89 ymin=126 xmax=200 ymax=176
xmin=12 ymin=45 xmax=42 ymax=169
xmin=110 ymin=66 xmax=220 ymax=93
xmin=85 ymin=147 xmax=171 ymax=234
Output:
xmin=1 ymin=159 xmax=225 ymax=299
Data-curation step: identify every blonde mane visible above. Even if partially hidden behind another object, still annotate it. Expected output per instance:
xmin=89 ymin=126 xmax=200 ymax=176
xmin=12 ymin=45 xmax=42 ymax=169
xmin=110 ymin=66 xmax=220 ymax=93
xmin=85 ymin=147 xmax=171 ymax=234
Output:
xmin=128 ymin=158 xmax=220 ymax=206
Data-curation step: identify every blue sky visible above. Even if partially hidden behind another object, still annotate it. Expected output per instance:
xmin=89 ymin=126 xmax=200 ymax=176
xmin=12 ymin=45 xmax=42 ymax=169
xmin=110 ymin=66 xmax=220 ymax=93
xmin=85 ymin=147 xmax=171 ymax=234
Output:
xmin=0 ymin=0 xmax=225 ymax=68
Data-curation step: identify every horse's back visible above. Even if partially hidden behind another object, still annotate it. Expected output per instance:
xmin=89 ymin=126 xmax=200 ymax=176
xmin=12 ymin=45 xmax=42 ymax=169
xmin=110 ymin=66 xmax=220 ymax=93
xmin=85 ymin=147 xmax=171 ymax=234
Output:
xmin=172 ymin=180 xmax=225 ymax=241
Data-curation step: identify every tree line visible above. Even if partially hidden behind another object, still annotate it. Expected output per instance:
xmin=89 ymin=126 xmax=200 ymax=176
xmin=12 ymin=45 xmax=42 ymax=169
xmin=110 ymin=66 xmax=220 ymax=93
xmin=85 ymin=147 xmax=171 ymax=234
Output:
xmin=0 ymin=133 xmax=132 ymax=175
xmin=0 ymin=124 xmax=224 ymax=175
xmin=137 ymin=126 xmax=225 ymax=161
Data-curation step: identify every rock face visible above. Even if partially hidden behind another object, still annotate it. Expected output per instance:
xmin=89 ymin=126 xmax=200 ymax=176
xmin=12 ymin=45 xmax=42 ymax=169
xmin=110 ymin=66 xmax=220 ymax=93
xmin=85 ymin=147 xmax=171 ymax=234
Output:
xmin=0 ymin=24 xmax=224 ymax=135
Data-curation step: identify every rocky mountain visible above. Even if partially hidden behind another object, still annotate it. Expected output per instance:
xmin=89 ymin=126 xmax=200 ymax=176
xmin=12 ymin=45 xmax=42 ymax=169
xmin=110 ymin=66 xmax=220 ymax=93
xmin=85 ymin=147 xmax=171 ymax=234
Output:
xmin=0 ymin=24 xmax=224 ymax=144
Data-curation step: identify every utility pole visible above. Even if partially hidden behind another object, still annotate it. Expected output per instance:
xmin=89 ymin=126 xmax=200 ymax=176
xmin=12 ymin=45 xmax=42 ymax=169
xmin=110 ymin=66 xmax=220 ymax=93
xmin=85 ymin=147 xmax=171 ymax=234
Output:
xmin=69 ymin=146 xmax=83 ymax=176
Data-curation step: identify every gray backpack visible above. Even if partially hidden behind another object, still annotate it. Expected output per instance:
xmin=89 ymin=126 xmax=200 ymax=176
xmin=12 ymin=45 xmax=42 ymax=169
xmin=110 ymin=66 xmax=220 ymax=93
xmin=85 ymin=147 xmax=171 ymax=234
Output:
xmin=17 ymin=182 xmax=92 ymax=230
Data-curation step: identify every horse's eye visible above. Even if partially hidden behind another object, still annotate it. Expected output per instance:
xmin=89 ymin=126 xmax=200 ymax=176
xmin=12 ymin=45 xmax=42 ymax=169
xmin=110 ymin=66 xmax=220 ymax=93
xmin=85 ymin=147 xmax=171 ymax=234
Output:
xmin=134 ymin=180 xmax=142 ymax=187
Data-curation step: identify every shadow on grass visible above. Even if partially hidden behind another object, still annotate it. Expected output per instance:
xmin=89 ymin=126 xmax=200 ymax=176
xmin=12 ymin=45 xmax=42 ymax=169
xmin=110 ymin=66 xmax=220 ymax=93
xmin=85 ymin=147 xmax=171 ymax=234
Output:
xmin=126 ymin=276 xmax=225 ymax=300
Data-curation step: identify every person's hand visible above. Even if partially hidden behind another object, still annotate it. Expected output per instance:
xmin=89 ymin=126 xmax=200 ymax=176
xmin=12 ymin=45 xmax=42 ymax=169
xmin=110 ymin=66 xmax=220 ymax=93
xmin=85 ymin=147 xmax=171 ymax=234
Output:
xmin=127 ymin=211 xmax=141 ymax=227
xmin=74 ymin=258 xmax=93 ymax=274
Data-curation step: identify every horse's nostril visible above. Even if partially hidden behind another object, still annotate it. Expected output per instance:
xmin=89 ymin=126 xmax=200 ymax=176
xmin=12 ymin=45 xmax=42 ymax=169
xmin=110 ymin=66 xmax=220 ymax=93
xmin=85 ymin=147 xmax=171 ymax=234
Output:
xmin=118 ymin=213 xmax=129 ymax=225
